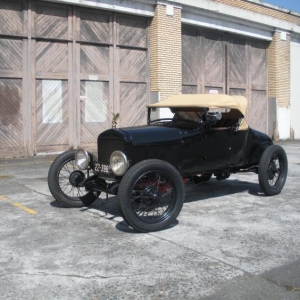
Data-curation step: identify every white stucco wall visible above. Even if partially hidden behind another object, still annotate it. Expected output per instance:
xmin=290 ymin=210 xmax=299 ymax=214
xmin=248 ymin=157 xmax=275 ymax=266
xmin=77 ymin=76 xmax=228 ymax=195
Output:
xmin=290 ymin=39 xmax=300 ymax=139
xmin=277 ymin=106 xmax=290 ymax=140
xmin=42 ymin=0 xmax=155 ymax=16
xmin=45 ymin=0 xmax=300 ymax=36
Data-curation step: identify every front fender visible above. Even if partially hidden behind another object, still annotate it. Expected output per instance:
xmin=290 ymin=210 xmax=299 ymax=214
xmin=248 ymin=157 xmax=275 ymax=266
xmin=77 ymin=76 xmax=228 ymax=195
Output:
xmin=249 ymin=142 xmax=272 ymax=165
xmin=243 ymin=128 xmax=273 ymax=166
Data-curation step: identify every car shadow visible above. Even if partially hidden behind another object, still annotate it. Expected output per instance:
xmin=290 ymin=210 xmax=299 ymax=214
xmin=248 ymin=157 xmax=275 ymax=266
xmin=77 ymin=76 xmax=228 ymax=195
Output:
xmin=184 ymin=178 xmax=263 ymax=203
xmin=115 ymin=219 xmax=179 ymax=233
xmin=50 ymin=178 xmax=264 ymax=233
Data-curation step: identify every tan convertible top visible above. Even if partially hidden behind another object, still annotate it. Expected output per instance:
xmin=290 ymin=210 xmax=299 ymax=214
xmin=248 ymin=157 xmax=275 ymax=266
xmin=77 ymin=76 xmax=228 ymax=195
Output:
xmin=147 ymin=94 xmax=248 ymax=130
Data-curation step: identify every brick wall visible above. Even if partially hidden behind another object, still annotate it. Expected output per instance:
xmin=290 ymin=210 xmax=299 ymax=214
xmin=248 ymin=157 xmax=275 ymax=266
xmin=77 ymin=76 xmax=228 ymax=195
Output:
xmin=215 ymin=0 xmax=295 ymax=107
xmin=215 ymin=0 xmax=300 ymax=24
xmin=149 ymin=4 xmax=182 ymax=101
xmin=149 ymin=1 xmax=295 ymax=107
xmin=268 ymin=32 xmax=291 ymax=107
xmin=268 ymin=34 xmax=276 ymax=99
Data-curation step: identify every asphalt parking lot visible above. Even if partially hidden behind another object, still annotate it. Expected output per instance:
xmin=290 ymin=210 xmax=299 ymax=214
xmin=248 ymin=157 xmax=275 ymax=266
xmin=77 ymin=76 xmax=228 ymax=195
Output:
xmin=0 ymin=141 xmax=300 ymax=300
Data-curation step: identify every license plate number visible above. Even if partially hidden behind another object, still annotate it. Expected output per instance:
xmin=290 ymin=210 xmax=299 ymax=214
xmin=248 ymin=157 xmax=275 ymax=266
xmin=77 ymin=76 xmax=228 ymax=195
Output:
xmin=95 ymin=163 xmax=110 ymax=173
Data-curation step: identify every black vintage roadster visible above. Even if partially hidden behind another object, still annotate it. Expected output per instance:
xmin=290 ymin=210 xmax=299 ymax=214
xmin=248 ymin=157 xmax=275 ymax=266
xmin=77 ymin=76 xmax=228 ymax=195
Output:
xmin=48 ymin=94 xmax=288 ymax=232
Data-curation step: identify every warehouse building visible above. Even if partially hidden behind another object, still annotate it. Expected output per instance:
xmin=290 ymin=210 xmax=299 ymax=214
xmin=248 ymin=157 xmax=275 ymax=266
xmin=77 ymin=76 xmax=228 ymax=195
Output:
xmin=0 ymin=0 xmax=299 ymax=158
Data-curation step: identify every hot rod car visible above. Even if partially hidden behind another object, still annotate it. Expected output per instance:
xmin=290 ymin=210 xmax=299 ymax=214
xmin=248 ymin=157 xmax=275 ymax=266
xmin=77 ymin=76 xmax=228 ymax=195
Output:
xmin=48 ymin=94 xmax=288 ymax=232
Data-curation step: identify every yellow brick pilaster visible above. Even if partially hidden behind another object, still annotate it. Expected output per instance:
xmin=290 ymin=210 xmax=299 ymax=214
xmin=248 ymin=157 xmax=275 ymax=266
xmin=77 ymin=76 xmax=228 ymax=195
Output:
xmin=268 ymin=31 xmax=291 ymax=107
xmin=149 ymin=3 xmax=182 ymax=101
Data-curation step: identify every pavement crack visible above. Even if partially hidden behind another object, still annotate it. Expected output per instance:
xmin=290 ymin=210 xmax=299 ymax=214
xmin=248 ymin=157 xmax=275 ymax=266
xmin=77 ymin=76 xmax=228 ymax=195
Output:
xmin=84 ymin=208 xmax=252 ymax=277
xmin=4 ymin=179 xmax=52 ymax=199
xmin=261 ymin=276 xmax=300 ymax=292
xmin=0 ymin=271 xmax=167 ymax=280
xmin=0 ymin=272 xmax=126 ymax=280
xmin=148 ymin=233 xmax=252 ymax=276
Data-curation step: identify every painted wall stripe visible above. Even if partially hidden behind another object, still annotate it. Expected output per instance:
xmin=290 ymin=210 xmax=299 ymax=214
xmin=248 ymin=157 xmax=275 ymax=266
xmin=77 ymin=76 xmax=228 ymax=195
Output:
xmin=0 ymin=195 xmax=37 ymax=215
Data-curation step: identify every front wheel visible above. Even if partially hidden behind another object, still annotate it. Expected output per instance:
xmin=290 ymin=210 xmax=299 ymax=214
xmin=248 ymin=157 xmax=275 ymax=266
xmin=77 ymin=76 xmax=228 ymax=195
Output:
xmin=258 ymin=145 xmax=288 ymax=196
xmin=118 ymin=159 xmax=185 ymax=232
xmin=48 ymin=150 xmax=100 ymax=207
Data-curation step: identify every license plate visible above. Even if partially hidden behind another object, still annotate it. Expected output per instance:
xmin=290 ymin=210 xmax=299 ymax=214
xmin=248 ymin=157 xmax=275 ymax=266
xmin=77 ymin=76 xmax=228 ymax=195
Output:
xmin=94 ymin=163 xmax=110 ymax=173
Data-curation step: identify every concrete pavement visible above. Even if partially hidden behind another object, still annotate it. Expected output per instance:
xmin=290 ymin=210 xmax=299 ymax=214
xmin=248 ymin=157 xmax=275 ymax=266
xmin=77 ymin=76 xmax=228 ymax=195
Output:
xmin=0 ymin=141 xmax=299 ymax=299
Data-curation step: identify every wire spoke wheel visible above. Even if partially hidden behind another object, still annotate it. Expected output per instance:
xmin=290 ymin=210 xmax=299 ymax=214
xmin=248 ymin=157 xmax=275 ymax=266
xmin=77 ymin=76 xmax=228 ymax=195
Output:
xmin=58 ymin=158 xmax=89 ymax=198
xmin=118 ymin=159 xmax=184 ymax=232
xmin=130 ymin=171 xmax=175 ymax=223
xmin=267 ymin=154 xmax=282 ymax=187
xmin=259 ymin=145 xmax=288 ymax=196
xmin=48 ymin=150 xmax=100 ymax=207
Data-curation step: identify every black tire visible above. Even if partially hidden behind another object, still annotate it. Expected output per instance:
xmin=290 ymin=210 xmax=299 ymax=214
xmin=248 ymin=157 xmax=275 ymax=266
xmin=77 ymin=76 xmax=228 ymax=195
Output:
xmin=48 ymin=150 xmax=100 ymax=207
xmin=190 ymin=174 xmax=212 ymax=184
xmin=258 ymin=145 xmax=288 ymax=196
xmin=118 ymin=159 xmax=184 ymax=232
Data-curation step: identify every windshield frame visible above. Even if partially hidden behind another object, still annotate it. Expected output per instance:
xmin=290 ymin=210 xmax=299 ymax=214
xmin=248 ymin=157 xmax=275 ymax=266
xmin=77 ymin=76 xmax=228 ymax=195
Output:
xmin=147 ymin=107 xmax=206 ymax=126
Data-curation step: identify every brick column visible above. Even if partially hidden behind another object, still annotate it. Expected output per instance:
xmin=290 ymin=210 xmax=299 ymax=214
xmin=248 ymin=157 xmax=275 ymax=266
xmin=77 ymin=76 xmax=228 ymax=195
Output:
xmin=268 ymin=31 xmax=291 ymax=139
xmin=149 ymin=3 xmax=182 ymax=101
xmin=268 ymin=31 xmax=291 ymax=106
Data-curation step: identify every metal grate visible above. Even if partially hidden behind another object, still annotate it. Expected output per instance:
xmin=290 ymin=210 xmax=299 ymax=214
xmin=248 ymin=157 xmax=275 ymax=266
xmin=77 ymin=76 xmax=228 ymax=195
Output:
xmin=97 ymin=138 xmax=126 ymax=164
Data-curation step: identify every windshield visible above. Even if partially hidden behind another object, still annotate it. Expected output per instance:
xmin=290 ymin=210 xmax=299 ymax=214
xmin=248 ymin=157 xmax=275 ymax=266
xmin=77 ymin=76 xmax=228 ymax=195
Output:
xmin=148 ymin=107 xmax=208 ymax=130
xmin=148 ymin=106 xmax=245 ymax=131
xmin=149 ymin=107 xmax=205 ymax=124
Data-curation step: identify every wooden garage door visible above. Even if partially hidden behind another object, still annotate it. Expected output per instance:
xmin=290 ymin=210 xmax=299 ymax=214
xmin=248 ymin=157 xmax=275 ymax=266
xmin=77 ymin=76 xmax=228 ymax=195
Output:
xmin=33 ymin=2 xmax=71 ymax=153
xmin=248 ymin=41 xmax=268 ymax=133
xmin=182 ymin=26 xmax=268 ymax=133
xmin=77 ymin=9 xmax=111 ymax=148
xmin=0 ymin=0 xmax=26 ymax=157
xmin=78 ymin=12 xmax=149 ymax=149
xmin=182 ymin=28 xmax=225 ymax=94
xmin=0 ymin=1 xmax=149 ymax=157
xmin=116 ymin=16 xmax=149 ymax=127
xmin=33 ymin=4 xmax=149 ymax=153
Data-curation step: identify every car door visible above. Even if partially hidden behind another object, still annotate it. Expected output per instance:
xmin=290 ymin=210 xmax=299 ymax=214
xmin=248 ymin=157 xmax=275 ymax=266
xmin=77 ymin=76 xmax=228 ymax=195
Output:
xmin=230 ymin=129 xmax=249 ymax=165
xmin=204 ymin=127 xmax=234 ymax=170
xmin=179 ymin=129 xmax=205 ymax=174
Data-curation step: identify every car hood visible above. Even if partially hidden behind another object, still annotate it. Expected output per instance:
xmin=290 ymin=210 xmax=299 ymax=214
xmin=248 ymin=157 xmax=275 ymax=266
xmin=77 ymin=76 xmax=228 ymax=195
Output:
xmin=118 ymin=125 xmax=184 ymax=146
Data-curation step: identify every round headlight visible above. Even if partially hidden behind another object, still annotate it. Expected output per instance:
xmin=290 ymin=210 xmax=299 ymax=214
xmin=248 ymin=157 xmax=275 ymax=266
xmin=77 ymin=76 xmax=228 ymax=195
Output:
xmin=75 ymin=149 xmax=90 ymax=170
xmin=110 ymin=151 xmax=129 ymax=176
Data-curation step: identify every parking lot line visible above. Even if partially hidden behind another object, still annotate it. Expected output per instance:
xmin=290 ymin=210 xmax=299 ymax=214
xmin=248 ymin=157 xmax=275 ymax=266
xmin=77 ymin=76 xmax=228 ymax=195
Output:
xmin=0 ymin=195 xmax=37 ymax=215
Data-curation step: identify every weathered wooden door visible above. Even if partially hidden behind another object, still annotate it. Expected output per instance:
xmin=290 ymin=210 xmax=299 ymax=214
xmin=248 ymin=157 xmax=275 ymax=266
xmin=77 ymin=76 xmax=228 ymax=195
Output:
xmin=248 ymin=41 xmax=268 ymax=133
xmin=182 ymin=26 xmax=268 ymax=134
xmin=0 ymin=79 xmax=24 ymax=156
xmin=77 ymin=12 xmax=149 ymax=149
xmin=115 ymin=15 xmax=149 ymax=127
xmin=182 ymin=28 xmax=225 ymax=94
xmin=0 ymin=0 xmax=26 ymax=157
xmin=182 ymin=27 xmax=198 ymax=94
xmin=33 ymin=2 xmax=72 ymax=153
xmin=203 ymin=31 xmax=226 ymax=94
xmin=0 ymin=1 xmax=149 ymax=158
xmin=227 ymin=36 xmax=247 ymax=97
xmin=228 ymin=37 xmax=268 ymax=132
xmin=77 ymin=9 xmax=111 ymax=149
xmin=33 ymin=5 xmax=149 ymax=153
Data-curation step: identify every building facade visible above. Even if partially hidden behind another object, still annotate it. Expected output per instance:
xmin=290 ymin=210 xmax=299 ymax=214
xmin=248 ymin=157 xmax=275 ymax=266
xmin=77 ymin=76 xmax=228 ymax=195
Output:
xmin=0 ymin=0 xmax=299 ymax=158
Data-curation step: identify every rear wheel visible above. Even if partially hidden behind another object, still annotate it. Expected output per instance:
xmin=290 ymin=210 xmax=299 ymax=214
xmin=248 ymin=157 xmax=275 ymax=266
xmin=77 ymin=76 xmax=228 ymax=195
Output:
xmin=48 ymin=150 xmax=100 ymax=207
xmin=118 ymin=159 xmax=184 ymax=232
xmin=258 ymin=145 xmax=288 ymax=196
